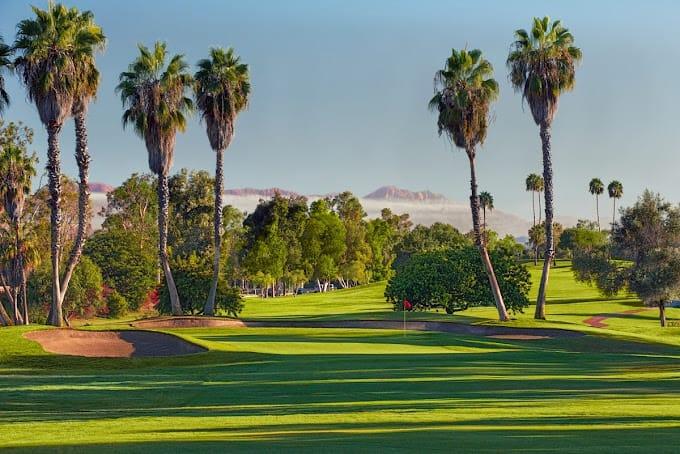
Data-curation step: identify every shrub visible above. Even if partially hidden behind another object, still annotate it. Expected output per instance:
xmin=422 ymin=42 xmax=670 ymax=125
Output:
xmin=385 ymin=245 xmax=530 ymax=314
xmin=106 ymin=289 xmax=129 ymax=318
xmin=28 ymin=256 xmax=105 ymax=322
xmin=84 ymin=229 xmax=157 ymax=310
xmin=159 ymin=254 xmax=244 ymax=316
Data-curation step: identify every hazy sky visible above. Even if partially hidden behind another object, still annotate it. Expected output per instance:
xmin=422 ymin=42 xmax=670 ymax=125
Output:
xmin=2 ymin=0 xmax=679 ymax=221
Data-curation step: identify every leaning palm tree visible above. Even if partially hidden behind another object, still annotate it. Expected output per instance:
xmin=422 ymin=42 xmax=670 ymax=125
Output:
xmin=508 ymin=16 xmax=581 ymax=319
xmin=608 ymin=180 xmax=623 ymax=227
xmin=0 ymin=35 xmax=12 ymax=116
xmin=58 ymin=10 xmax=105 ymax=309
xmin=0 ymin=142 xmax=37 ymax=324
xmin=429 ymin=48 xmax=509 ymax=321
xmin=588 ymin=177 xmax=604 ymax=230
xmin=117 ymin=42 xmax=193 ymax=315
xmin=479 ymin=191 xmax=493 ymax=231
xmin=14 ymin=3 xmax=86 ymax=326
xmin=194 ymin=47 xmax=250 ymax=316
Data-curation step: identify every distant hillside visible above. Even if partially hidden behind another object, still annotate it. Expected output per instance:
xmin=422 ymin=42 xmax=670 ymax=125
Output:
xmin=88 ymin=182 xmax=114 ymax=193
xmin=364 ymin=185 xmax=446 ymax=202
xmin=224 ymin=187 xmax=301 ymax=198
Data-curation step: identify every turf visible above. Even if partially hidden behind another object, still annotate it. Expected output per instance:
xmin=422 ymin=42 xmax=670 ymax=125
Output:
xmin=3 ymin=261 xmax=680 ymax=452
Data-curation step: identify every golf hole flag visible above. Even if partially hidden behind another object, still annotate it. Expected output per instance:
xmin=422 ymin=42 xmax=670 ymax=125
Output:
xmin=403 ymin=299 xmax=412 ymax=311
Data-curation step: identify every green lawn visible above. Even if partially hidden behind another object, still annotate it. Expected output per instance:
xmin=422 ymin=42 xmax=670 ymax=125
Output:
xmin=3 ymin=261 xmax=680 ymax=451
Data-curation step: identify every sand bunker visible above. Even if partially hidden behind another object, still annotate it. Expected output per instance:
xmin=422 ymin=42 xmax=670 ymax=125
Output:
xmin=132 ymin=317 xmax=583 ymax=339
xmin=24 ymin=329 xmax=206 ymax=358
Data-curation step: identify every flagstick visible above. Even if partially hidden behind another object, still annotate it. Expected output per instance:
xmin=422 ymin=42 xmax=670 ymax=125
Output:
xmin=403 ymin=308 xmax=406 ymax=336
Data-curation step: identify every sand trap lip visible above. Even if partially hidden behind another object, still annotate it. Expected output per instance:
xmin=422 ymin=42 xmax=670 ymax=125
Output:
xmin=132 ymin=316 xmax=583 ymax=339
xmin=24 ymin=329 xmax=206 ymax=358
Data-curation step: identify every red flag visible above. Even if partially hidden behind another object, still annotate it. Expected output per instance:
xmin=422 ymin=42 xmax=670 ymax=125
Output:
xmin=403 ymin=299 xmax=412 ymax=311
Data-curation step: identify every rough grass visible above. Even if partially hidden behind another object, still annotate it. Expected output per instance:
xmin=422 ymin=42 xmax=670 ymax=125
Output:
xmin=3 ymin=261 xmax=680 ymax=452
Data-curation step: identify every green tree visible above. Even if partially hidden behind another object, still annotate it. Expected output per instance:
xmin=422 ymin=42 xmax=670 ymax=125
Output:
xmin=117 ymin=42 xmax=194 ymax=315
xmin=332 ymin=192 xmax=371 ymax=287
xmin=479 ymin=191 xmax=493 ymax=232
xmin=302 ymin=199 xmax=346 ymax=291
xmin=429 ymin=48 xmax=509 ymax=321
xmin=0 ymin=122 xmax=37 ymax=324
xmin=194 ymin=47 xmax=250 ymax=315
xmin=14 ymin=3 xmax=103 ymax=326
xmin=608 ymin=180 xmax=623 ymax=227
xmin=588 ymin=178 xmax=604 ymax=230
xmin=559 ymin=220 xmax=607 ymax=257
xmin=168 ymin=169 xmax=214 ymax=257
xmin=508 ymin=16 xmax=582 ymax=319
xmin=385 ymin=246 xmax=530 ymax=315
xmin=394 ymin=222 xmax=470 ymax=269
xmin=573 ymin=191 xmax=680 ymax=326
xmin=84 ymin=229 xmax=157 ymax=310
xmin=0 ymin=35 xmax=12 ymax=115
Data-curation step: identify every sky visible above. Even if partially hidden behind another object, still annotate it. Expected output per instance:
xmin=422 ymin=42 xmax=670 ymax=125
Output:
xmin=2 ymin=0 xmax=680 ymax=222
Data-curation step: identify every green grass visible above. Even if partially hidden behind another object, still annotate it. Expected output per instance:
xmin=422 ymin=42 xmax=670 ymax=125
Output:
xmin=3 ymin=261 xmax=680 ymax=451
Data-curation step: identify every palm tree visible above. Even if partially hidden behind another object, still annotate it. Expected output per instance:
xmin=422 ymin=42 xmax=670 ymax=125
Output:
xmin=479 ymin=191 xmax=493 ymax=231
xmin=0 ymin=35 xmax=12 ymax=116
xmin=535 ymin=174 xmax=544 ymax=223
xmin=508 ymin=16 xmax=581 ymax=320
xmin=194 ymin=47 xmax=250 ymax=316
xmin=58 ymin=10 xmax=105 ymax=310
xmin=588 ymin=178 xmax=604 ymax=230
xmin=14 ymin=3 xmax=90 ymax=326
xmin=525 ymin=173 xmax=540 ymax=226
xmin=608 ymin=180 xmax=623 ymax=227
xmin=117 ymin=42 xmax=193 ymax=316
xmin=0 ymin=141 xmax=37 ymax=324
xmin=430 ymin=48 xmax=509 ymax=322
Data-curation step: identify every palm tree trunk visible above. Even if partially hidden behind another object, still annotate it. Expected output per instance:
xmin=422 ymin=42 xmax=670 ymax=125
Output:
xmin=612 ymin=198 xmax=617 ymax=228
xmin=0 ymin=297 xmax=12 ymax=326
xmin=538 ymin=191 xmax=542 ymax=224
xmin=21 ymin=273 xmax=28 ymax=325
xmin=205 ymin=148 xmax=224 ymax=316
xmin=467 ymin=151 xmax=509 ymax=322
xmin=158 ymin=174 xmax=182 ymax=315
xmin=13 ymin=228 xmax=24 ymax=325
xmin=531 ymin=191 xmax=536 ymax=226
xmin=535 ymin=122 xmax=554 ymax=320
xmin=46 ymin=122 xmax=64 ymax=327
xmin=59 ymin=111 xmax=90 ymax=303
xmin=596 ymin=194 xmax=600 ymax=231
xmin=659 ymin=301 xmax=666 ymax=327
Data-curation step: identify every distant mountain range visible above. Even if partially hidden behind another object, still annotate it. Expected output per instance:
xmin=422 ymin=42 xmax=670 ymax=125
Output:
xmin=89 ymin=183 xmax=555 ymax=238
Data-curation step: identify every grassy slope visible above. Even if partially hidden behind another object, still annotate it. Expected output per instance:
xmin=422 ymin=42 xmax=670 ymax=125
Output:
xmin=241 ymin=261 xmax=680 ymax=346
xmin=3 ymin=261 xmax=680 ymax=451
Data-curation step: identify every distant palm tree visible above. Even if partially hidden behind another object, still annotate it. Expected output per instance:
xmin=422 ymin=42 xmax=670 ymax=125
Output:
xmin=117 ymin=42 xmax=194 ymax=316
xmin=479 ymin=191 xmax=493 ymax=231
xmin=194 ymin=47 xmax=250 ymax=316
xmin=535 ymin=175 xmax=544 ymax=223
xmin=59 ymin=10 xmax=105 ymax=310
xmin=0 ymin=35 xmax=12 ymax=116
xmin=508 ymin=16 xmax=581 ymax=319
xmin=430 ymin=48 xmax=509 ymax=321
xmin=525 ymin=173 xmax=539 ymax=226
xmin=608 ymin=180 xmax=623 ymax=227
xmin=588 ymin=178 xmax=604 ymax=230
xmin=14 ymin=3 xmax=95 ymax=326
xmin=0 ymin=140 xmax=37 ymax=324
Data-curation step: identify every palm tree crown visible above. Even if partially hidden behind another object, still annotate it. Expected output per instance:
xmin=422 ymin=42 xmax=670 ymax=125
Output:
xmin=0 ymin=35 xmax=12 ymax=115
xmin=71 ymin=11 xmax=105 ymax=115
xmin=507 ymin=16 xmax=582 ymax=126
xmin=525 ymin=173 xmax=544 ymax=192
xmin=429 ymin=48 xmax=499 ymax=152
xmin=608 ymin=180 xmax=623 ymax=199
xmin=14 ymin=3 xmax=101 ymax=126
xmin=0 ymin=144 xmax=37 ymax=223
xmin=589 ymin=178 xmax=604 ymax=196
xmin=117 ymin=42 xmax=193 ymax=176
xmin=194 ymin=47 xmax=250 ymax=152
xmin=479 ymin=191 xmax=494 ymax=212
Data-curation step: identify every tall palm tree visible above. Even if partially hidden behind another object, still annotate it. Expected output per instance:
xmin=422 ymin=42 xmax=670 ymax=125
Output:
xmin=117 ymin=42 xmax=193 ymax=315
xmin=608 ymin=180 xmax=623 ymax=227
xmin=194 ymin=47 xmax=250 ymax=316
xmin=535 ymin=174 xmax=544 ymax=223
xmin=58 ymin=10 xmax=105 ymax=309
xmin=525 ymin=173 xmax=541 ymax=225
xmin=0 ymin=143 xmax=37 ymax=324
xmin=508 ymin=16 xmax=581 ymax=320
xmin=0 ymin=35 xmax=12 ymax=116
xmin=14 ymin=3 xmax=92 ymax=326
xmin=588 ymin=177 xmax=604 ymax=230
xmin=479 ymin=191 xmax=493 ymax=231
xmin=430 ymin=48 xmax=509 ymax=321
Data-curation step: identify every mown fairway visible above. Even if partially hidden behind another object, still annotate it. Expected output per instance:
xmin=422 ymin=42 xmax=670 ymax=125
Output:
xmin=3 ymin=263 xmax=680 ymax=452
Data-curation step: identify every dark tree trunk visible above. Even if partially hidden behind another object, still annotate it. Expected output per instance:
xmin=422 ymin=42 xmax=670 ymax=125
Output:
xmin=659 ymin=301 xmax=666 ymax=327
xmin=531 ymin=191 xmax=536 ymax=226
xmin=21 ymin=274 xmax=28 ymax=325
xmin=46 ymin=122 xmax=64 ymax=327
xmin=205 ymin=148 xmax=224 ymax=316
xmin=595 ymin=194 xmax=600 ymax=231
xmin=612 ymin=198 xmax=617 ymax=228
xmin=538 ymin=191 xmax=542 ymax=224
xmin=535 ymin=122 xmax=554 ymax=320
xmin=0 ymin=298 xmax=12 ymax=326
xmin=59 ymin=111 xmax=90 ymax=303
xmin=158 ymin=174 xmax=182 ymax=315
xmin=467 ymin=152 xmax=509 ymax=322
